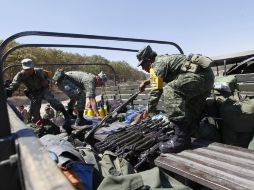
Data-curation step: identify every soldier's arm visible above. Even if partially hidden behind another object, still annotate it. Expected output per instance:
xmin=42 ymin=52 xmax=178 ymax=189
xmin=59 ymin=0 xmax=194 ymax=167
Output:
xmin=86 ymin=78 xmax=100 ymax=116
xmin=148 ymin=89 xmax=163 ymax=113
xmin=139 ymin=79 xmax=150 ymax=92
xmin=41 ymin=70 xmax=50 ymax=87
xmin=8 ymin=72 xmax=23 ymax=92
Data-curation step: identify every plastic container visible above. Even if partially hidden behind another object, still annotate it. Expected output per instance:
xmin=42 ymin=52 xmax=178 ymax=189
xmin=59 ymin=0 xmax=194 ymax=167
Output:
xmin=98 ymin=107 xmax=105 ymax=118
xmin=86 ymin=109 xmax=95 ymax=117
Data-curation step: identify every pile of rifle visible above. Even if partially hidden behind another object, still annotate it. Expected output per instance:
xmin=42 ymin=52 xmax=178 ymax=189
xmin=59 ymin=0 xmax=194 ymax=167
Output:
xmin=94 ymin=118 xmax=173 ymax=169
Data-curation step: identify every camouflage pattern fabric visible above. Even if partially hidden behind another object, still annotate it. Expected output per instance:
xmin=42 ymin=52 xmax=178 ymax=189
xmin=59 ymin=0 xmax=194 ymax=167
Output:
xmin=27 ymin=88 xmax=65 ymax=121
xmin=149 ymin=54 xmax=214 ymax=127
xmin=8 ymin=68 xmax=64 ymax=121
xmin=28 ymin=120 xmax=60 ymax=137
xmin=56 ymin=71 xmax=96 ymax=111
xmin=8 ymin=68 xmax=50 ymax=92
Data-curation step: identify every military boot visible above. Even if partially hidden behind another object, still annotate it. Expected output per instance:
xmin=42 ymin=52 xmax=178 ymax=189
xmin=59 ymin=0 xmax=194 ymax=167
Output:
xmin=59 ymin=107 xmax=72 ymax=134
xmin=75 ymin=111 xmax=93 ymax=126
xmin=68 ymin=108 xmax=77 ymax=119
xmin=159 ymin=122 xmax=191 ymax=153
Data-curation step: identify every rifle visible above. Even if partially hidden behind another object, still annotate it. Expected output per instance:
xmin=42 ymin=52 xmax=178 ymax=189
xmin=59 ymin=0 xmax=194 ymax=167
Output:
xmin=85 ymin=91 xmax=141 ymax=144
xmin=134 ymin=130 xmax=174 ymax=170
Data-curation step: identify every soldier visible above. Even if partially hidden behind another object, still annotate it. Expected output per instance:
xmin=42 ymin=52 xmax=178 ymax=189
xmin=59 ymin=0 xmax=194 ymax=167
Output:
xmin=52 ymin=69 xmax=107 ymax=126
xmin=5 ymin=59 xmax=71 ymax=131
xmin=137 ymin=45 xmax=214 ymax=153
xmin=43 ymin=104 xmax=55 ymax=120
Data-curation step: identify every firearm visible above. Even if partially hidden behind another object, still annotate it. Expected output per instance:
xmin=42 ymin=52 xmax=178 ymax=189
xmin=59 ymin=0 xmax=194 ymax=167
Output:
xmin=134 ymin=130 xmax=174 ymax=170
xmin=94 ymin=118 xmax=152 ymax=152
xmin=85 ymin=91 xmax=141 ymax=144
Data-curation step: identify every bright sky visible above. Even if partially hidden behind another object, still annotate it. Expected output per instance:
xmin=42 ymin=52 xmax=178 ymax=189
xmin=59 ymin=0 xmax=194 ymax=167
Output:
xmin=1 ymin=0 xmax=254 ymax=68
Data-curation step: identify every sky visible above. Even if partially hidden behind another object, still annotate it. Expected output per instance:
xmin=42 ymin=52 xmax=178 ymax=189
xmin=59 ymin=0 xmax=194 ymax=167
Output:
xmin=1 ymin=0 xmax=254 ymax=68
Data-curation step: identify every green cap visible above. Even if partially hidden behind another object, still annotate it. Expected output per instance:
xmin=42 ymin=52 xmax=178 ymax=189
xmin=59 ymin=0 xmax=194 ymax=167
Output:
xmin=52 ymin=69 xmax=65 ymax=81
xmin=136 ymin=45 xmax=154 ymax=67
xmin=21 ymin=58 xmax=34 ymax=70
xmin=98 ymin=71 xmax=108 ymax=83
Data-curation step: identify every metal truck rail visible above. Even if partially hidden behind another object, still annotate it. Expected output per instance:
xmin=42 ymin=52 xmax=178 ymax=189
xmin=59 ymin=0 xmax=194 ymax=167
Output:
xmin=0 ymin=31 xmax=183 ymax=190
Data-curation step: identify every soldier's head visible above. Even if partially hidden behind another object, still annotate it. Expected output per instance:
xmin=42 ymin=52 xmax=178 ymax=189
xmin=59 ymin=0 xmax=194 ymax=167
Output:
xmin=96 ymin=71 xmax=108 ymax=87
xmin=21 ymin=58 xmax=35 ymax=75
xmin=52 ymin=69 xmax=65 ymax=84
xmin=136 ymin=45 xmax=157 ymax=72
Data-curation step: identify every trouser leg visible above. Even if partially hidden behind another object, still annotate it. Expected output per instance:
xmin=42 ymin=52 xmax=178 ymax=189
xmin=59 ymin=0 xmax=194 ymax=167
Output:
xmin=75 ymin=111 xmax=92 ymax=126
xmin=29 ymin=95 xmax=42 ymax=122
xmin=43 ymin=89 xmax=72 ymax=133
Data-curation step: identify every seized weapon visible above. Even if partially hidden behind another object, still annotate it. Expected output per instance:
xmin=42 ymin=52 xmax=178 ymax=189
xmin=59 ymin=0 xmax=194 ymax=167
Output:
xmin=95 ymin=118 xmax=161 ymax=153
xmin=85 ymin=91 xmax=141 ymax=144
xmin=121 ymin=122 xmax=171 ymax=157
xmin=95 ymin=118 xmax=151 ymax=147
xmin=134 ymin=130 xmax=174 ymax=170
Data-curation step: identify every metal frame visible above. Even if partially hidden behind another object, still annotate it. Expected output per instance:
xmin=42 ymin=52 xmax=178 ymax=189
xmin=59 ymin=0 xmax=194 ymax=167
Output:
xmin=0 ymin=31 xmax=184 ymax=189
xmin=0 ymin=31 xmax=184 ymax=137
xmin=0 ymin=31 xmax=184 ymax=58
xmin=0 ymin=43 xmax=138 ymax=69
xmin=226 ymin=56 xmax=254 ymax=75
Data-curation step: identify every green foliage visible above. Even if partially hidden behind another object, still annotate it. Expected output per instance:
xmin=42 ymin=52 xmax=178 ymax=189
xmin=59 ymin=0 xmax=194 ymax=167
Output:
xmin=2 ymin=41 xmax=146 ymax=82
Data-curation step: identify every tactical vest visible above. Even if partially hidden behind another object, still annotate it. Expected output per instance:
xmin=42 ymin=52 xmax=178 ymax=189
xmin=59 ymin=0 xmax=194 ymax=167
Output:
xmin=149 ymin=68 xmax=163 ymax=90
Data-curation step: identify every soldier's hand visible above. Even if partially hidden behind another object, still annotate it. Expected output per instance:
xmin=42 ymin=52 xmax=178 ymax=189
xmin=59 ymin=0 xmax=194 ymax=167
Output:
xmin=142 ymin=110 xmax=149 ymax=119
xmin=139 ymin=82 xmax=146 ymax=92
xmin=5 ymin=88 xmax=12 ymax=98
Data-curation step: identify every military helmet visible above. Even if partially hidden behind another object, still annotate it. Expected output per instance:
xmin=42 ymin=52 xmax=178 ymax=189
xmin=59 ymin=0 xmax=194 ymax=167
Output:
xmin=21 ymin=58 xmax=34 ymax=70
xmin=136 ymin=45 xmax=156 ymax=67
xmin=98 ymin=71 xmax=108 ymax=83
xmin=52 ymin=69 xmax=65 ymax=81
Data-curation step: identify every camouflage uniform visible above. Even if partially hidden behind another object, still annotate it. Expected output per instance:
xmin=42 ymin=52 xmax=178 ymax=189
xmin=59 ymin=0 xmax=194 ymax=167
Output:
xmin=55 ymin=71 xmax=96 ymax=111
xmin=137 ymin=45 xmax=214 ymax=153
xmin=149 ymin=54 xmax=214 ymax=127
xmin=7 ymin=68 xmax=65 ymax=122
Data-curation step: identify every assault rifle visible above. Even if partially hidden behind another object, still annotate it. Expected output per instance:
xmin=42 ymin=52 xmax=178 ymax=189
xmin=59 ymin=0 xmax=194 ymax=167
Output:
xmin=85 ymin=91 xmax=141 ymax=144
xmin=134 ymin=130 xmax=174 ymax=170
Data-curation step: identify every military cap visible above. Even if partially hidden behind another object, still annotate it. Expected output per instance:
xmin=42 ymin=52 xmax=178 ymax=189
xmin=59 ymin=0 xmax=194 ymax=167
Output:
xmin=136 ymin=45 xmax=154 ymax=67
xmin=21 ymin=58 xmax=34 ymax=70
xmin=52 ymin=69 xmax=65 ymax=81
xmin=98 ymin=71 xmax=108 ymax=83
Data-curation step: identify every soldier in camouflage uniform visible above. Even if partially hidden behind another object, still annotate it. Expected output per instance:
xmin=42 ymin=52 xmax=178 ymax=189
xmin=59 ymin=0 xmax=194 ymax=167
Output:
xmin=137 ymin=45 xmax=214 ymax=153
xmin=5 ymin=59 xmax=71 ymax=131
xmin=52 ymin=69 xmax=107 ymax=126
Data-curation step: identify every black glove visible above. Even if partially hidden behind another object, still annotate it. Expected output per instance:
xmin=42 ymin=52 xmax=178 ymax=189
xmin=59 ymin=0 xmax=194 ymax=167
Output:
xmin=5 ymin=88 xmax=12 ymax=97
xmin=23 ymin=89 xmax=30 ymax=97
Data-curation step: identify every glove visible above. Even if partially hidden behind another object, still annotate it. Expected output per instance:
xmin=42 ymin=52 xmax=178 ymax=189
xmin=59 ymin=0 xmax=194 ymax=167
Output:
xmin=5 ymin=88 xmax=12 ymax=97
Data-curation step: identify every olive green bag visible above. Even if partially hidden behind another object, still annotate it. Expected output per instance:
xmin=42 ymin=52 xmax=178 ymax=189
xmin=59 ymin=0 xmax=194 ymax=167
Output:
xmin=219 ymin=96 xmax=254 ymax=147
